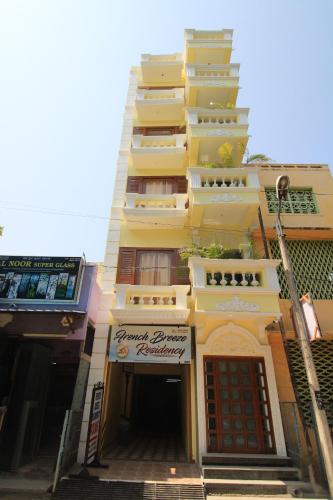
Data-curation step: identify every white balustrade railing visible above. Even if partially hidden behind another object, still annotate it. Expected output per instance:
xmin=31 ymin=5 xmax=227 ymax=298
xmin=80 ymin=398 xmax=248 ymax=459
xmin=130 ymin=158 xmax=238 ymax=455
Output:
xmin=125 ymin=193 xmax=187 ymax=210
xmin=200 ymin=175 xmax=246 ymax=188
xmin=114 ymin=284 xmax=189 ymax=310
xmin=186 ymin=29 xmax=233 ymax=41
xmin=141 ymin=53 xmax=183 ymax=63
xmin=188 ymin=167 xmax=260 ymax=190
xmin=186 ymin=64 xmax=239 ymax=78
xmin=187 ymin=109 xmax=248 ymax=127
xmin=188 ymin=257 xmax=281 ymax=292
xmin=132 ymin=134 xmax=186 ymax=149
xmin=206 ymin=270 xmax=261 ymax=287
xmin=196 ymin=69 xmax=229 ymax=77
xmin=198 ymin=115 xmax=237 ymax=124
xmin=136 ymin=88 xmax=184 ymax=101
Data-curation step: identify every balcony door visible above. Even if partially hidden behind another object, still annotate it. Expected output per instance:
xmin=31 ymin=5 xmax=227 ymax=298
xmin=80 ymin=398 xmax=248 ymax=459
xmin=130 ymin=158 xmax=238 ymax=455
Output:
xmin=144 ymin=179 xmax=173 ymax=194
xmin=136 ymin=251 xmax=172 ymax=286
xmin=204 ymin=356 xmax=275 ymax=454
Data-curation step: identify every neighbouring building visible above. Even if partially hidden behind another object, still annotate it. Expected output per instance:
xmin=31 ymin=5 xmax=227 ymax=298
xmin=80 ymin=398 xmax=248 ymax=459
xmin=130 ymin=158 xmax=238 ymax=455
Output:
xmin=79 ymin=29 xmax=333 ymax=485
xmin=0 ymin=256 xmax=101 ymax=473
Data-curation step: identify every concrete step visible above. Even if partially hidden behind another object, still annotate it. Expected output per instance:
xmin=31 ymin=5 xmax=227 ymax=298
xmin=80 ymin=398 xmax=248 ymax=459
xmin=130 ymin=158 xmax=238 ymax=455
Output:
xmin=204 ymin=478 xmax=288 ymax=496
xmin=206 ymin=496 xmax=294 ymax=500
xmin=202 ymin=454 xmax=292 ymax=467
xmin=203 ymin=465 xmax=300 ymax=481
xmin=52 ymin=478 xmax=205 ymax=500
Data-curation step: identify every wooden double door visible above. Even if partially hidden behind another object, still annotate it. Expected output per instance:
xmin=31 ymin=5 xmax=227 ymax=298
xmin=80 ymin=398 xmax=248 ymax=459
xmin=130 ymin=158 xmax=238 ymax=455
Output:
xmin=204 ymin=356 xmax=275 ymax=454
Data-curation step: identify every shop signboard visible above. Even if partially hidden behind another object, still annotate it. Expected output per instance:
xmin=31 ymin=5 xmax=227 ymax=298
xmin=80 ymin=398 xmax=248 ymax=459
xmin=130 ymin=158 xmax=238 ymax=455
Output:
xmin=0 ymin=256 xmax=82 ymax=302
xmin=85 ymin=382 xmax=104 ymax=465
xmin=109 ymin=325 xmax=191 ymax=364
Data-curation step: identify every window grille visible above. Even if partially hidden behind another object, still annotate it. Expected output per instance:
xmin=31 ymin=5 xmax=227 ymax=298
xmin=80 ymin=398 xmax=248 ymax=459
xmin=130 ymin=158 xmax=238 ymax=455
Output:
xmin=286 ymin=340 xmax=333 ymax=428
xmin=265 ymin=188 xmax=318 ymax=214
xmin=270 ymin=240 xmax=333 ymax=300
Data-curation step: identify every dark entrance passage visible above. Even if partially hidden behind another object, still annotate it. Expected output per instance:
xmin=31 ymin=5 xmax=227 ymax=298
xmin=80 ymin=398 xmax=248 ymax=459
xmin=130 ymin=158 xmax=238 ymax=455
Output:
xmin=132 ymin=374 xmax=181 ymax=434
xmin=105 ymin=372 xmax=186 ymax=462
xmin=0 ymin=338 xmax=79 ymax=472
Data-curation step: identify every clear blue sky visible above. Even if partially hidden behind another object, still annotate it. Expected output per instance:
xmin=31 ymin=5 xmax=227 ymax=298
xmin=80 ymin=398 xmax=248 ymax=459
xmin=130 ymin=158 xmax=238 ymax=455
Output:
xmin=0 ymin=0 xmax=332 ymax=261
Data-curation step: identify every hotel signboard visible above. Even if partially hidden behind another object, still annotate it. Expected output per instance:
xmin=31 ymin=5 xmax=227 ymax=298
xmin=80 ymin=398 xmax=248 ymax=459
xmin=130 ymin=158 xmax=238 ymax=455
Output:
xmin=0 ymin=256 xmax=82 ymax=302
xmin=109 ymin=325 xmax=191 ymax=364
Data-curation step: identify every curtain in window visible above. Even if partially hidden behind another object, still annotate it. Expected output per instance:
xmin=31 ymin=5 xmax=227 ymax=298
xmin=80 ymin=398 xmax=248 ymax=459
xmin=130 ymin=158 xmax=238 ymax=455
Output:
xmin=144 ymin=180 xmax=173 ymax=194
xmin=138 ymin=252 xmax=171 ymax=285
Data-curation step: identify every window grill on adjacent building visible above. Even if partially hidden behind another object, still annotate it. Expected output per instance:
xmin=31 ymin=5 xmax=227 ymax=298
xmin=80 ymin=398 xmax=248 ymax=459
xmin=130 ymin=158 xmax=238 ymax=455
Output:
xmin=285 ymin=340 xmax=333 ymax=428
xmin=265 ymin=188 xmax=318 ymax=214
xmin=270 ymin=240 xmax=333 ymax=300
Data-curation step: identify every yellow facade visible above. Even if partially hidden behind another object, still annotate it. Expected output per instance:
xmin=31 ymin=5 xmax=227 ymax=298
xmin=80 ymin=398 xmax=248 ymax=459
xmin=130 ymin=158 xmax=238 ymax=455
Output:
xmin=80 ymin=29 xmax=333 ymax=481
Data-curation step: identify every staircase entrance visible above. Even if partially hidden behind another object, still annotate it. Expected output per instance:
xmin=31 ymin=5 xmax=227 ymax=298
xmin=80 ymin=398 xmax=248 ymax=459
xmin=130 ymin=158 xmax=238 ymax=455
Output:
xmin=204 ymin=356 xmax=275 ymax=454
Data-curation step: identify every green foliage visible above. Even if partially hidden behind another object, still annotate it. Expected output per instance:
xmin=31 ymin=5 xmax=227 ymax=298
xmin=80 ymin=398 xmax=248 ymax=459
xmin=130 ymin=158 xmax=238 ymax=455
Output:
xmin=179 ymin=243 xmax=243 ymax=261
xmin=246 ymin=153 xmax=271 ymax=164
xmin=200 ymin=162 xmax=224 ymax=168
xmin=218 ymin=143 xmax=234 ymax=168
xmin=209 ymin=102 xmax=235 ymax=109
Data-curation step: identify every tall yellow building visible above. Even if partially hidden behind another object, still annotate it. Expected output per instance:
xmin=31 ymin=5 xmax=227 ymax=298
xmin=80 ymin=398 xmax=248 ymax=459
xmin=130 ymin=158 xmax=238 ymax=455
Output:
xmin=79 ymin=29 xmax=333 ymax=488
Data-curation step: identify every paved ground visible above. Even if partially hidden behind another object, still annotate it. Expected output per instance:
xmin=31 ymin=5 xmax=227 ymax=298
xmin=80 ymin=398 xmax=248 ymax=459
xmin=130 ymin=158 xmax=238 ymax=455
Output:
xmin=72 ymin=458 xmax=202 ymax=483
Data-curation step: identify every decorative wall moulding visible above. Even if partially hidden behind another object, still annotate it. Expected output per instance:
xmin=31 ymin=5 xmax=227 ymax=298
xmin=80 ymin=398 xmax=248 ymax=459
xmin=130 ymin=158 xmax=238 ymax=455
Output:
xmin=215 ymin=295 xmax=260 ymax=312
xmin=208 ymin=194 xmax=242 ymax=203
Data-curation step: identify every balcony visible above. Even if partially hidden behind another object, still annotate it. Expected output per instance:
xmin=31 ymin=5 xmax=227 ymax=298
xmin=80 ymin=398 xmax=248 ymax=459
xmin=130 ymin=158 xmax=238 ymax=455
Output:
xmin=188 ymin=257 xmax=281 ymax=322
xmin=141 ymin=53 xmax=183 ymax=84
xmin=123 ymin=193 xmax=188 ymax=229
xmin=185 ymin=29 xmax=233 ymax=65
xmin=188 ymin=167 xmax=260 ymax=228
xmin=111 ymin=284 xmax=190 ymax=324
xmin=186 ymin=64 xmax=239 ymax=107
xmin=187 ymin=108 xmax=249 ymax=166
xmin=131 ymin=134 xmax=187 ymax=169
xmin=135 ymin=88 xmax=185 ymax=121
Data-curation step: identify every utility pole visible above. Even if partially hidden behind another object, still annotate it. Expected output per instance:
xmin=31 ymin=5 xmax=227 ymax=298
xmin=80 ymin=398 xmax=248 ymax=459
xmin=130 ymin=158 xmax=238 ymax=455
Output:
xmin=275 ymin=175 xmax=333 ymax=499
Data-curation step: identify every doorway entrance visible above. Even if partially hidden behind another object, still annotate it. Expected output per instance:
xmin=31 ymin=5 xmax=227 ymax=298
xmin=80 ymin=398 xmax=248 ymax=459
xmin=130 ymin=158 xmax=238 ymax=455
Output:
xmin=104 ymin=364 xmax=190 ymax=462
xmin=132 ymin=374 xmax=181 ymax=434
xmin=204 ymin=356 xmax=275 ymax=454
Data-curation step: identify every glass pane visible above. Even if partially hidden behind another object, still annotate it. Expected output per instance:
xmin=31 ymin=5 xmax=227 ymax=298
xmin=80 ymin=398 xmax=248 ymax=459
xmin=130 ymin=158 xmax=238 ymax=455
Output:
xmin=206 ymin=361 xmax=213 ymax=372
xmin=209 ymin=418 xmax=216 ymax=430
xmin=240 ymin=362 xmax=249 ymax=373
xmin=222 ymin=419 xmax=231 ymax=430
xmin=230 ymin=375 xmax=239 ymax=385
xmin=234 ymin=419 xmax=243 ymax=430
xmin=220 ymin=374 xmax=228 ymax=385
xmin=207 ymin=388 xmax=215 ymax=400
xmin=243 ymin=390 xmax=252 ymax=401
xmin=206 ymin=374 xmax=214 ymax=385
xmin=235 ymin=435 xmax=245 ymax=447
xmin=221 ymin=390 xmax=229 ymax=400
xmin=232 ymin=389 xmax=240 ymax=400
xmin=223 ymin=435 xmax=233 ymax=447
xmin=242 ymin=375 xmax=250 ymax=385
xmin=248 ymin=434 xmax=258 ymax=448
xmin=219 ymin=361 xmax=227 ymax=372
xmin=229 ymin=361 xmax=237 ymax=373
xmin=245 ymin=403 xmax=254 ymax=415
xmin=208 ymin=403 xmax=215 ymax=414
xmin=231 ymin=403 xmax=241 ymax=415
xmin=221 ymin=404 xmax=230 ymax=415
xmin=246 ymin=419 xmax=256 ymax=431
xmin=209 ymin=434 xmax=217 ymax=447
